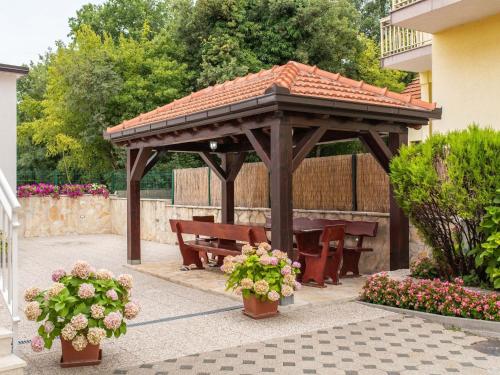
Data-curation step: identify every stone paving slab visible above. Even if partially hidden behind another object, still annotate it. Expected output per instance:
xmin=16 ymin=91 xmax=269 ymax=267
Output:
xmin=128 ymin=260 xmax=366 ymax=306
xmin=116 ymin=315 xmax=500 ymax=375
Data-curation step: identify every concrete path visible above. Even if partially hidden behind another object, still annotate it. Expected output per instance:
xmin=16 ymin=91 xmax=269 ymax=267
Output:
xmin=1 ymin=234 xmax=498 ymax=375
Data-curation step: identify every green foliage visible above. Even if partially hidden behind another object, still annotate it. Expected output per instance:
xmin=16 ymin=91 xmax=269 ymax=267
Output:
xmin=410 ymin=255 xmax=440 ymax=280
xmin=474 ymin=189 xmax=500 ymax=289
xmin=18 ymin=0 xmax=411 ymax=178
xmin=390 ymin=126 xmax=500 ymax=282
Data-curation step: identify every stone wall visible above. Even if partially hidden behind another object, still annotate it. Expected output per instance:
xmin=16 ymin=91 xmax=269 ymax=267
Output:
xmin=19 ymin=195 xmax=112 ymax=237
xmin=19 ymin=196 xmax=430 ymax=273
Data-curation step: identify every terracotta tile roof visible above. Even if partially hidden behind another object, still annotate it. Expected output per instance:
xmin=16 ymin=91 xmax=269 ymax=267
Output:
xmin=402 ymin=77 xmax=421 ymax=100
xmin=107 ymin=61 xmax=436 ymax=134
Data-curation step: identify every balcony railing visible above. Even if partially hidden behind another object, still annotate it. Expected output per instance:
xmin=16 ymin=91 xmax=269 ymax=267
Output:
xmin=392 ymin=0 xmax=423 ymax=10
xmin=380 ymin=17 xmax=432 ymax=58
xmin=0 ymin=168 xmax=20 ymax=350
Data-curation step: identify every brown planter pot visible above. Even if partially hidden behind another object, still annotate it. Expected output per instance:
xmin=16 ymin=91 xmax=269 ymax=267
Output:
xmin=60 ymin=338 xmax=102 ymax=368
xmin=243 ymin=295 xmax=279 ymax=319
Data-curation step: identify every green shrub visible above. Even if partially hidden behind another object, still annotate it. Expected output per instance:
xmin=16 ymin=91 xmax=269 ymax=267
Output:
xmin=390 ymin=125 xmax=500 ymax=282
xmin=410 ymin=255 xmax=440 ymax=279
xmin=473 ymin=189 xmax=500 ymax=289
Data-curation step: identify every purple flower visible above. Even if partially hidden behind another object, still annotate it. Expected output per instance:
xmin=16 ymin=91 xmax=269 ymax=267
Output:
xmin=106 ymin=289 xmax=118 ymax=301
xmin=51 ymin=269 xmax=66 ymax=282
xmin=281 ymin=265 xmax=292 ymax=275
xmin=269 ymin=257 xmax=279 ymax=266
xmin=31 ymin=336 xmax=44 ymax=352
xmin=292 ymin=261 xmax=301 ymax=269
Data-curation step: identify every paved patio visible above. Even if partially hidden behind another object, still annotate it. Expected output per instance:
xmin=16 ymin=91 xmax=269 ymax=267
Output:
xmin=0 ymin=234 xmax=498 ymax=374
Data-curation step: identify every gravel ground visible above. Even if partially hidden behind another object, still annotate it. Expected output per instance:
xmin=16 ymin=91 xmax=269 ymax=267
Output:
xmin=1 ymin=234 xmax=393 ymax=374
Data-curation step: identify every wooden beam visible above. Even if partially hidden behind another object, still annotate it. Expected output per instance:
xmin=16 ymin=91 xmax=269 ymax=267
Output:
xmin=244 ymin=128 xmax=271 ymax=169
xmin=389 ymin=132 xmax=409 ymax=270
xmin=292 ymin=126 xmax=328 ymax=172
xmin=141 ymin=150 xmax=164 ymax=178
xmin=199 ymin=152 xmax=227 ymax=181
xmin=227 ymin=152 xmax=247 ymax=182
xmin=287 ymin=115 xmax=409 ymax=134
xmin=358 ymin=130 xmax=393 ymax=173
xmin=270 ymin=117 xmax=294 ymax=256
xmin=126 ymin=149 xmax=142 ymax=264
xmin=130 ymin=147 xmax=153 ymax=181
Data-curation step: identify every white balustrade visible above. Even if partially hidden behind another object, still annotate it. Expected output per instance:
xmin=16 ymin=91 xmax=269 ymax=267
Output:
xmin=380 ymin=16 xmax=432 ymax=58
xmin=0 ymin=168 xmax=20 ymax=351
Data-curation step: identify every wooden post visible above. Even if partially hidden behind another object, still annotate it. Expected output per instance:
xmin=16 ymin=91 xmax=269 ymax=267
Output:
xmin=389 ymin=132 xmax=409 ymax=270
xmin=220 ymin=154 xmax=235 ymax=224
xmin=126 ymin=147 xmax=154 ymax=265
xmin=199 ymin=151 xmax=246 ymax=225
xmin=270 ymin=117 xmax=294 ymax=256
xmin=127 ymin=149 xmax=141 ymax=265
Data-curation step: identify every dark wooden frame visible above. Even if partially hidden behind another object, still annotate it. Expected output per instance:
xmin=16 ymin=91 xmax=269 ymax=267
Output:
xmin=106 ymin=85 xmax=440 ymax=268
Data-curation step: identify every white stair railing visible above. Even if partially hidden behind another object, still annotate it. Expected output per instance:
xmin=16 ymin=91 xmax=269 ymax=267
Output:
xmin=0 ymin=168 xmax=20 ymax=349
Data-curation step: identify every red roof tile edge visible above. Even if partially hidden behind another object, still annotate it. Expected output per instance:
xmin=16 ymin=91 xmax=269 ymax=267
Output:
xmin=106 ymin=61 xmax=437 ymax=134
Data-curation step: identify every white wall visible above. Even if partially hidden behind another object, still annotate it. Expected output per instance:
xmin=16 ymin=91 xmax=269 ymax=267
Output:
xmin=0 ymin=72 xmax=19 ymax=190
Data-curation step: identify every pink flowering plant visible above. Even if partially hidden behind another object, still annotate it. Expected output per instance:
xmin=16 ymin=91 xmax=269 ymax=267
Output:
xmin=361 ymin=273 xmax=500 ymax=321
xmin=17 ymin=183 xmax=109 ymax=199
xmin=221 ymin=243 xmax=301 ymax=302
xmin=24 ymin=261 xmax=139 ymax=353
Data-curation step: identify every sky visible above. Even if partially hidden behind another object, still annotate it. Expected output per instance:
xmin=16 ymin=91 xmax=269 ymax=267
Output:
xmin=0 ymin=0 xmax=106 ymax=66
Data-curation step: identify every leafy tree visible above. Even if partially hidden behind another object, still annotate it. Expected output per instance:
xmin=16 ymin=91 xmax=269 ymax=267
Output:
xmin=69 ymin=0 xmax=174 ymax=41
xmin=351 ymin=0 xmax=391 ymax=42
xmin=22 ymin=26 xmax=188 ymax=178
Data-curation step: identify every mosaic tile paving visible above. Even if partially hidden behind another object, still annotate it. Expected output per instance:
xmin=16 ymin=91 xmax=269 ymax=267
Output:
xmin=115 ymin=315 xmax=500 ymax=375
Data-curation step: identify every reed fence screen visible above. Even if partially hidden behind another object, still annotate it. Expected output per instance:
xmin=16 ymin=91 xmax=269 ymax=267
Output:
xmin=173 ymin=154 xmax=389 ymax=213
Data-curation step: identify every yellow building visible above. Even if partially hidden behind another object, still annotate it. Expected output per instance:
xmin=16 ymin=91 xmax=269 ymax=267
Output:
xmin=380 ymin=0 xmax=500 ymax=142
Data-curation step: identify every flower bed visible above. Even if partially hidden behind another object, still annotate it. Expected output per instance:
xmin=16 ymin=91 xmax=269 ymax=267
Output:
xmin=361 ymin=273 xmax=500 ymax=321
xmin=17 ymin=183 xmax=109 ymax=199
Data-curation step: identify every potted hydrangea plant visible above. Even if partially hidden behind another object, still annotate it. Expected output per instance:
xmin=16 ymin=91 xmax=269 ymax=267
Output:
xmin=23 ymin=261 xmax=140 ymax=367
xmin=221 ymin=243 xmax=301 ymax=319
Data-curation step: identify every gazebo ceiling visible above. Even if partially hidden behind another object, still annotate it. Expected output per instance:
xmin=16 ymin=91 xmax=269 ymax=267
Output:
xmin=104 ymin=61 xmax=440 ymax=142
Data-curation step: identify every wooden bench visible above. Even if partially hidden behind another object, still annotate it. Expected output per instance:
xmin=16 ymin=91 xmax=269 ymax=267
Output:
xmin=169 ymin=219 xmax=268 ymax=269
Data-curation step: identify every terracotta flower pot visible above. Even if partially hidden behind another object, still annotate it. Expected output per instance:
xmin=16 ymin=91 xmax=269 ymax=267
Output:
xmin=60 ymin=338 xmax=101 ymax=368
xmin=243 ymin=295 xmax=279 ymax=319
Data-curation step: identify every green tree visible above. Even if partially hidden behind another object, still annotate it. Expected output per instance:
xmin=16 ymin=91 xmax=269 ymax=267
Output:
xmin=23 ymin=26 xmax=188 ymax=178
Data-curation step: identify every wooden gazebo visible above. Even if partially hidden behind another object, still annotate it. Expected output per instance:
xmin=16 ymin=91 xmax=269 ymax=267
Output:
xmin=104 ymin=61 xmax=441 ymax=269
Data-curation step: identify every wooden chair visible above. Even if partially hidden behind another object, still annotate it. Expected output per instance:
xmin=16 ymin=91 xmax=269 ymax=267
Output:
xmin=299 ymin=225 xmax=345 ymax=287
xmin=340 ymin=221 xmax=378 ymax=277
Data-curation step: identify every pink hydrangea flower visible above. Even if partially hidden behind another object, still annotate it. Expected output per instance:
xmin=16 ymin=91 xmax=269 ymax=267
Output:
xmin=292 ymin=261 xmax=301 ymax=268
xmin=267 ymin=290 xmax=280 ymax=302
xmin=71 ymin=313 xmax=88 ymax=330
xmin=103 ymin=312 xmax=122 ymax=331
xmin=106 ymin=289 xmax=118 ymax=301
xmin=31 ymin=336 xmax=44 ymax=352
xmin=43 ymin=321 xmax=54 ymax=334
xmin=78 ymin=283 xmax=95 ymax=299
xmin=71 ymin=260 xmax=91 ymax=279
xmin=269 ymin=257 xmax=279 ymax=266
xmin=281 ymin=265 xmax=292 ymax=275
xmin=117 ymin=274 xmax=133 ymax=289
xmin=124 ymin=301 xmax=141 ymax=320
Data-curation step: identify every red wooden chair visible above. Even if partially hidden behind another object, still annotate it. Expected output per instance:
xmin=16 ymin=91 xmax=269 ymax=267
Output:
xmin=299 ymin=225 xmax=345 ymax=288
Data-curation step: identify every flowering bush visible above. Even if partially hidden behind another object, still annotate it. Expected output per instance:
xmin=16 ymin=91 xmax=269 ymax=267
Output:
xmin=410 ymin=255 xmax=440 ymax=280
xmin=24 ymin=261 xmax=139 ymax=353
xmin=361 ymin=273 xmax=500 ymax=321
xmin=17 ymin=183 xmax=109 ymax=199
xmin=221 ymin=243 xmax=301 ymax=302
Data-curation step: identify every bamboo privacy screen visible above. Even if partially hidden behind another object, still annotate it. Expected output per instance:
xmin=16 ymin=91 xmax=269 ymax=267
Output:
xmin=173 ymin=154 xmax=389 ymax=212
